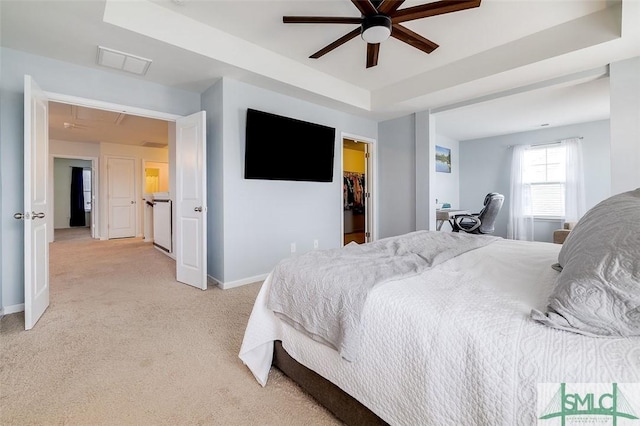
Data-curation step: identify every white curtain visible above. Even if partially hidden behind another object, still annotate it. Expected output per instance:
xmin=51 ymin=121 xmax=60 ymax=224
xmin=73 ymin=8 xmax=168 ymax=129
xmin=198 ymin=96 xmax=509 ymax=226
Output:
xmin=507 ymin=144 xmax=534 ymax=241
xmin=561 ymin=137 xmax=586 ymax=224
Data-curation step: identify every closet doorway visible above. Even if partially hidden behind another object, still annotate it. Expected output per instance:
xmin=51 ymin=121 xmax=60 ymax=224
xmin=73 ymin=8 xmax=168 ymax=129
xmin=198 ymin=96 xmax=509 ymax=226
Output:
xmin=342 ymin=136 xmax=374 ymax=245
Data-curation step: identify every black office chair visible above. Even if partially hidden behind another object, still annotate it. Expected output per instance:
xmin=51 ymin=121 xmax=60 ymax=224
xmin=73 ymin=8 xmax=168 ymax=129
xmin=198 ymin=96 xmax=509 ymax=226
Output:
xmin=452 ymin=192 xmax=504 ymax=234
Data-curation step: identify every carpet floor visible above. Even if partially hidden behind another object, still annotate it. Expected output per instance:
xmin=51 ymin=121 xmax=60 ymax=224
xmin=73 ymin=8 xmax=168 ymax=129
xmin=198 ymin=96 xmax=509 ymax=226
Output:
xmin=0 ymin=237 xmax=341 ymax=425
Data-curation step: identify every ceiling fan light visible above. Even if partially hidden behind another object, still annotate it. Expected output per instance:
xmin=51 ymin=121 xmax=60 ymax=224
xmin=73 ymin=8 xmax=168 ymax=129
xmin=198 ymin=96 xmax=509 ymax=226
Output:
xmin=361 ymin=15 xmax=392 ymax=44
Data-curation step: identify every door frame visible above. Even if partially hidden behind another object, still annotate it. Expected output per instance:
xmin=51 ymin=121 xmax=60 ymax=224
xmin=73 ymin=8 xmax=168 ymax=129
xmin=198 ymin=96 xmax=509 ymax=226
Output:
xmin=24 ymin=88 xmax=206 ymax=329
xmin=41 ymin=94 xmax=197 ymax=250
xmin=49 ymin=155 xmax=99 ymax=242
xmin=141 ymin=159 xmax=169 ymax=245
xmin=44 ymin=92 xmax=181 ymax=242
xmin=340 ymin=132 xmax=377 ymax=245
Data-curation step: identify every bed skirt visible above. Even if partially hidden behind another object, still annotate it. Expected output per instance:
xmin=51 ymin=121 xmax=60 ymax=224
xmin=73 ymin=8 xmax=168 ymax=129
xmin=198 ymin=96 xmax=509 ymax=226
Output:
xmin=272 ymin=341 xmax=387 ymax=426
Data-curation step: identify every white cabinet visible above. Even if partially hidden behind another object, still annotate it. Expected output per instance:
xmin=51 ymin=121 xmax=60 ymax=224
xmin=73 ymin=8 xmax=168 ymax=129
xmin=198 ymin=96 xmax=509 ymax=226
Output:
xmin=152 ymin=192 xmax=172 ymax=253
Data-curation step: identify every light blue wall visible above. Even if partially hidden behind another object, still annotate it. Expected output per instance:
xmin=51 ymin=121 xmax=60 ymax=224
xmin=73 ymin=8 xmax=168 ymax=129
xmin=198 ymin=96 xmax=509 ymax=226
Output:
xmin=459 ymin=119 xmax=611 ymax=242
xmin=202 ymin=80 xmax=224 ymax=283
xmin=212 ymin=78 xmax=377 ymax=284
xmin=0 ymin=47 xmax=201 ymax=309
xmin=610 ymin=57 xmax=640 ymax=193
xmin=378 ymin=114 xmax=416 ymax=238
xmin=434 ymin=133 xmax=460 ymax=217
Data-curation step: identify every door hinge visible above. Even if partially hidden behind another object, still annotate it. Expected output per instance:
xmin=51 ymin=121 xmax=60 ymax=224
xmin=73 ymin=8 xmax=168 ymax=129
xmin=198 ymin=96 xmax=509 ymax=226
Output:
xmin=365 ymin=232 xmax=370 ymax=238
xmin=365 ymin=153 xmax=369 ymax=159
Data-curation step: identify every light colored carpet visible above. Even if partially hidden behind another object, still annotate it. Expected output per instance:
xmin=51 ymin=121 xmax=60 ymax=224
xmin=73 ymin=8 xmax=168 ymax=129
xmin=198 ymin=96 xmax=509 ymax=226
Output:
xmin=54 ymin=227 xmax=92 ymax=242
xmin=0 ymin=237 xmax=341 ymax=425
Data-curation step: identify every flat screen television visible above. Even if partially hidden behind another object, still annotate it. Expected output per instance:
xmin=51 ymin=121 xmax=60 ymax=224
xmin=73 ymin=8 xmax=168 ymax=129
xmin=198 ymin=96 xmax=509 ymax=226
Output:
xmin=244 ymin=108 xmax=336 ymax=182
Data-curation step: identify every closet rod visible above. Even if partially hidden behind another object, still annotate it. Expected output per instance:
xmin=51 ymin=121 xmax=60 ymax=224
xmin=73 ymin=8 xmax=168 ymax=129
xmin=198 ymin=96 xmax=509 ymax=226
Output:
xmin=508 ymin=136 xmax=583 ymax=148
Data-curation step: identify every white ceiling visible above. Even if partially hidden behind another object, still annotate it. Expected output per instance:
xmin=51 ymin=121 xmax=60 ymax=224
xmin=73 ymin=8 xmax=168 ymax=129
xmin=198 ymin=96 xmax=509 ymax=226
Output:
xmin=2 ymin=0 xmax=639 ymax=142
xmin=49 ymin=102 xmax=169 ymax=147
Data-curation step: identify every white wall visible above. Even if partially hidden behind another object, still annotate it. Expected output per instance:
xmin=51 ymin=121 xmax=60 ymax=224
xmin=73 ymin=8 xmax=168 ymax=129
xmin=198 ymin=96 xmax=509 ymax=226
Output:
xmin=0 ymin=47 xmax=200 ymax=309
xmin=459 ymin=119 xmax=611 ymax=241
xmin=204 ymin=78 xmax=377 ymax=285
xmin=144 ymin=161 xmax=169 ymax=193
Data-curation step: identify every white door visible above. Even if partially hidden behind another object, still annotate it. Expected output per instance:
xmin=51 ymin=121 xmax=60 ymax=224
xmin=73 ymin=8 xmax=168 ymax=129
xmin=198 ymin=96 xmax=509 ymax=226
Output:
xmin=23 ymin=75 xmax=50 ymax=330
xmin=108 ymin=157 xmax=137 ymax=239
xmin=175 ymin=111 xmax=207 ymax=289
xmin=364 ymin=143 xmax=372 ymax=243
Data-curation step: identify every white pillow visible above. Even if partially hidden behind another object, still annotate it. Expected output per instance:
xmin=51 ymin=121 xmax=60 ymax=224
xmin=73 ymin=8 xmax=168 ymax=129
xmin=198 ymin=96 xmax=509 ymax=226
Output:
xmin=531 ymin=188 xmax=640 ymax=337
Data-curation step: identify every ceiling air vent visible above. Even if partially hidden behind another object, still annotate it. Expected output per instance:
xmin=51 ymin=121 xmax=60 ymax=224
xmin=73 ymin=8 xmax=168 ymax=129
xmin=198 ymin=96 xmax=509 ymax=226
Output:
xmin=97 ymin=46 xmax=152 ymax=76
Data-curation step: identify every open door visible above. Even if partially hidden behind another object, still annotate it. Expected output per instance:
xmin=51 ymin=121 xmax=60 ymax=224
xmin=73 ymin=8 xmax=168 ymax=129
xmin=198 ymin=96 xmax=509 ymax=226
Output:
xmin=23 ymin=75 xmax=50 ymax=330
xmin=175 ymin=111 xmax=207 ymax=289
xmin=342 ymin=138 xmax=373 ymax=245
xmin=363 ymin=142 xmax=372 ymax=243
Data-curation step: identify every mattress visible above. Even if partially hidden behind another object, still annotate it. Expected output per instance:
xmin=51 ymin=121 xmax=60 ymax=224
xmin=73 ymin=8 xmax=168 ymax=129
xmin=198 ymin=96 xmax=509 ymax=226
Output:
xmin=239 ymin=237 xmax=640 ymax=425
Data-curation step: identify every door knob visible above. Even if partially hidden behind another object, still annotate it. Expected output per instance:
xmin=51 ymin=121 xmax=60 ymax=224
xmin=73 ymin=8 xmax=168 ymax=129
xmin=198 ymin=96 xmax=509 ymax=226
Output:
xmin=130 ymin=200 xmax=136 ymax=204
xmin=32 ymin=212 xmax=45 ymax=219
xmin=14 ymin=212 xmax=26 ymax=220
xmin=194 ymin=207 xmax=202 ymax=212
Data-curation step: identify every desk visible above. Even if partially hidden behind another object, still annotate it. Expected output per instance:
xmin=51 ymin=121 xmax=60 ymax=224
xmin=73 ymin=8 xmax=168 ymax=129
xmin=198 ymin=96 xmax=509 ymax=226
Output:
xmin=436 ymin=209 xmax=470 ymax=231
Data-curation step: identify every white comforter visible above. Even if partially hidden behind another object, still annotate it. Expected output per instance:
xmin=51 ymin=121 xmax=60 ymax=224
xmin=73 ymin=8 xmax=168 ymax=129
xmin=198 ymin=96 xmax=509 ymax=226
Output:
xmin=239 ymin=238 xmax=640 ymax=425
xmin=267 ymin=231 xmax=498 ymax=362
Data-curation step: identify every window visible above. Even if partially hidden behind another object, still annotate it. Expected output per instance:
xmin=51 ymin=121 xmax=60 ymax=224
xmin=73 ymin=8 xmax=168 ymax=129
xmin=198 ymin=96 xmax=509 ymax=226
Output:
xmin=523 ymin=145 xmax=566 ymax=218
xmin=82 ymin=169 xmax=92 ymax=212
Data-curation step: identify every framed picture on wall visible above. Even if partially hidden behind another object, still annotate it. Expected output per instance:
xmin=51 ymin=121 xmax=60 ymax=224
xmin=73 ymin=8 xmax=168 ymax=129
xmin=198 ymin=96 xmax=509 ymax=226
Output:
xmin=436 ymin=145 xmax=451 ymax=173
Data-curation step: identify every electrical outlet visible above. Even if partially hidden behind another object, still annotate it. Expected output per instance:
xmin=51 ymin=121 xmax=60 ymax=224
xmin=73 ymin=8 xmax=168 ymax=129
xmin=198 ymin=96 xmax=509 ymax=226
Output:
xmin=290 ymin=242 xmax=296 ymax=253
xmin=313 ymin=239 xmax=319 ymax=249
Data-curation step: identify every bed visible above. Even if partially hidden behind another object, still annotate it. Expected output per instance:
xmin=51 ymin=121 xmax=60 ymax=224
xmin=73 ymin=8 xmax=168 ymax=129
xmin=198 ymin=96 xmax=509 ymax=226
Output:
xmin=239 ymin=190 xmax=640 ymax=425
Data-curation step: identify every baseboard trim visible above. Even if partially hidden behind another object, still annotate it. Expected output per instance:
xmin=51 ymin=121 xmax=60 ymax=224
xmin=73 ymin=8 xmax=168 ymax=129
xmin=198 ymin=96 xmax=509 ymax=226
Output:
xmin=2 ymin=303 xmax=25 ymax=315
xmin=210 ymin=273 xmax=269 ymax=290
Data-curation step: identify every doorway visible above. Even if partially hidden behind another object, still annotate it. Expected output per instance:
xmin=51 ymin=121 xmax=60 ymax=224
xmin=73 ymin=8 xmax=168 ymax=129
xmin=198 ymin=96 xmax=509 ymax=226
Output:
xmin=48 ymin=99 xmax=170 ymax=242
xmin=342 ymin=136 xmax=375 ymax=245
xmin=51 ymin=156 xmax=96 ymax=242
xmin=24 ymin=75 xmax=208 ymax=329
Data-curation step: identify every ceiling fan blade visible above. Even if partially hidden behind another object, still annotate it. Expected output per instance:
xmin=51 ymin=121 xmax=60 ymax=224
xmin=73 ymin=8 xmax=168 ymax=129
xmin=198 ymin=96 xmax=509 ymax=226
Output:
xmin=283 ymin=16 xmax=362 ymax=24
xmin=391 ymin=24 xmax=439 ymax=54
xmin=366 ymin=43 xmax=380 ymax=68
xmin=310 ymin=28 xmax=361 ymax=59
xmin=351 ymin=0 xmax=378 ymax=16
xmin=392 ymin=0 xmax=481 ymax=24
xmin=377 ymin=0 xmax=406 ymax=15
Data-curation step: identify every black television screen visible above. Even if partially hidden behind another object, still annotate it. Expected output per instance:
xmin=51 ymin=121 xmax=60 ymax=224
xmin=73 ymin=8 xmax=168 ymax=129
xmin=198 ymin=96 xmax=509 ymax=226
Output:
xmin=244 ymin=108 xmax=336 ymax=182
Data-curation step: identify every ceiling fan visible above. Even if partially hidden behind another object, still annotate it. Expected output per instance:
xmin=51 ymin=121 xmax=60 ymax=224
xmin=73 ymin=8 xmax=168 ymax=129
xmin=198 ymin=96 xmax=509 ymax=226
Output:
xmin=63 ymin=122 xmax=88 ymax=130
xmin=283 ymin=0 xmax=481 ymax=68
